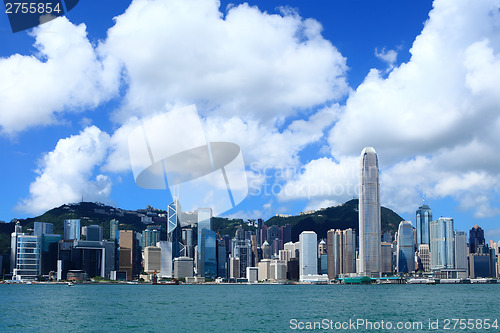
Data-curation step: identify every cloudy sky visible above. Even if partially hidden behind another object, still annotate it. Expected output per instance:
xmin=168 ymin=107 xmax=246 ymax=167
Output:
xmin=1 ymin=0 xmax=500 ymax=241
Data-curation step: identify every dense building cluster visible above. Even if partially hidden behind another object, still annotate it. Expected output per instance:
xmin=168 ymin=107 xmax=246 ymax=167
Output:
xmin=5 ymin=147 xmax=500 ymax=283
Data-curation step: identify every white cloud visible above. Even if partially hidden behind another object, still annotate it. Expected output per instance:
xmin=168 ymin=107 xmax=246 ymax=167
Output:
xmin=101 ymin=0 xmax=348 ymax=123
xmin=0 ymin=17 xmax=120 ymax=135
xmin=17 ymin=126 xmax=112 ymax=215
xmin=277 ymin=156 xmax=359 ymax=203
xmin=375 ymin=48 xmax=398 ymax=69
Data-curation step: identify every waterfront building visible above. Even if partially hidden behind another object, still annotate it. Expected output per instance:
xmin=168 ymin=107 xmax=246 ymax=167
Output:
xmin=64 ymin=219 xmax=81 ymax=241
xmin=10 ymin=221 xmax=23 ymax=274
xmin=13 ymin=234 xmax=40 ymax=280
xmin=119 ymin=230 xmax=139 ymax=281
xmin=468 ymin=253 xmax=491 ymax=278
xmin=246 ymin=267 xmax=258 ymax=283
xmin=358 ymin=147 xmax=381 ymax=277
xmin=251 ymin=234 xmax=258 ymax=266
xmin=327 ymin=229 xmax=342 ymax=278
xmin=343 ymin=229 xmax=356 ymax=274
xmin=229 ymin=257 xmax=240 ymax=279
xmin=258 ymin=259 xmax=271 ymax=281
xmin=144 ymin=246 xmax=161 ymax=274
xmin=417 ymin=244 xmax=431 ymax=272
xmin=174 ymin=256 xmax=194 ymax=279
xmin=299 ymin=231 xmax=317 ymax=281
xmin=430 ymin=217 xmax=455 ymax=270
xmin=454 ymin=231 xmax=468 ymax=272
xmin=397 ymin=221 xmax=415 ymax=273
xmin=197 ymin=208 xmax=212 ymax=269
xmin=381 ymin=242 xmax=393 ymax=273
xmin=200 ymin=229 xmax=217 ymax=279
xmin=110 ymin=219 xmax=119 ymax=240
xmin=469 ymin=225 xmax=486 ymax=254
xmin=217 ymin=239 xmax=227 ymax=279
xmin=270 ymin=260 xmax=287 ymax=281
xmin=158 ymin=241 xmax=172 ymax=278
xmin=416 ymin=202 xmax=432 ymax=245
xmin=318 ymin=239 xmax=327 ymax=257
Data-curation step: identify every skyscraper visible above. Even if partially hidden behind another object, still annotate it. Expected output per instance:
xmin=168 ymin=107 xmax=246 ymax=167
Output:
xmin=454 ymin=231 xmax=468 ymax=272
xmin=110 ymin=219 xmax=119 ymax=240
xmin=299 ymin=231 xmax=317 ymax=281
xmin=34 ymin=222 xmax=53 ymax=237
xmin=64 ymin=219 xmax=81 ymax=241
xmin=167 ymin=199 xmax=183 ymax=259
xmin=430 ymin=217 xmax=455 ymax=270
xmin=397 ymin=221 xmax=415 ymax=273
xmin=200 ymin=229 xmax=217 ymax=279
xmin=469 ymin=224 xmax=486 ymax=254
xmin=359 ymin=147 xmax=381 ymax=277
xmin=197 ymin=208 xmax=212 ymax=273
xmin=416 ymin=202 xmax=432 ymax=245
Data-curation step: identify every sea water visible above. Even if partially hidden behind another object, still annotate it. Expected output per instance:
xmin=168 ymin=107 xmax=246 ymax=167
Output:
xmin=1 ymin=284 xmax=499 ymax=332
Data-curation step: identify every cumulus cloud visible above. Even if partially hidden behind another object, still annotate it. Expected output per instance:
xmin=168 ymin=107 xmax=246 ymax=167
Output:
xmin=17 ymin=126 xmax=112 ymax=215
xmin=101 ymin=0 xmax=348 ymax=123
xmin=375 ymin=48 xmax=398 ymax=70
xmin=0 ymin=17 xmax=120 ymax=135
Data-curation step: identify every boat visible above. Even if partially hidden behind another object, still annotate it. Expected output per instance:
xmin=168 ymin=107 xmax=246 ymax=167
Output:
xmin=67 ymin=282 xmax=75 ymax=286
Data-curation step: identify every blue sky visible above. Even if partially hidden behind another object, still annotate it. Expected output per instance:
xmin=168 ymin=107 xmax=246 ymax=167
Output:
xmin=1 ymin=0 xmax=500 ymax=242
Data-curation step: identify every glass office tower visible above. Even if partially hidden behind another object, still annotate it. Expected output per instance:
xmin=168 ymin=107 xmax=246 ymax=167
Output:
xmin=359 ymin=147 xmax=381 ymax=277
xmin=416 ymin=203 xmax=432 ymax=245
xmin=397 ymin=221 xmax=415 ymax=273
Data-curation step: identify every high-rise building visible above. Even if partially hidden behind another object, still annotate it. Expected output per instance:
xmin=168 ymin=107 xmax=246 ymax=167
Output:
xmin=416 ymin=202 xmax=432 ymax=245
xmin=381 ymin=242 xmax=393 ymax=273
xmin=16 ymin=235 xmax=41 ymax=279
xmin=167 ymin=199 xmax=183 ymax=259
xmin=299 ymin=231 xmax=317 ymax=281
xmin=64 ymin=219 xmax=81 ymax=241
xmin=10 ymin=221 xmax=22 ymax=274
xmin=174 ymin=257 xmax=194 ymax=279
xmin=397 ymin=221 xmax=415 ymax=273
xmin=217 ymin=239 xmax=227 ymax=279
xmin=197 ymin=208 xmax=212 ymax=275
xmin=110 ymin=219 xmax=119 ymax=240
xmin=13 ymin=235 xmax=40 ymax=280
xmin=417 ymin=244 xmax=431 ymax=272
xmin=144 ymin=246 xmax=161 ymax=274
xmin=34 ymin=222 xmax=53 ymax=237
xmin=454 ymin=231 xmax=468 ymax=272
xmin=158 ymin=241 xmax=172 ymax=278
xmin=231 ymin=237 xmax=252 ymax=278
xmin=200 ymin=229 xmax=217 ymax=279
xmin=358 ymin=147 xmax=381 ymax=277
xmin=327 ymin=229 xmax=342 ymax=278
xmin=86 ymin=225 xmax=103 ymax=242
xmin=430 ymin=218 xmax=455 ymax=270
xmin=142 ymin=226 xmax=160 ymax=249
xmin=469 ymin=225 xmax=486 ymax=254
xmin=281 ymin=224 xmax=292 ymax=245
xmin=118 ymin=230 xmax=137 ymax=281
xmin=342 ymin=229 xmax=357 ymax=274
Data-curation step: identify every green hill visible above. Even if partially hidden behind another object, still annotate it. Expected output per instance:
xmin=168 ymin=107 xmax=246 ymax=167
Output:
xmin=265 ymin=199 xmax=402 ymax=241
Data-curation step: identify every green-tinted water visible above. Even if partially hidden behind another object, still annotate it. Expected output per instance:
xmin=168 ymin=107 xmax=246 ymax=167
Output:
xmin=1 ymin=284 xmax=499 ymax=332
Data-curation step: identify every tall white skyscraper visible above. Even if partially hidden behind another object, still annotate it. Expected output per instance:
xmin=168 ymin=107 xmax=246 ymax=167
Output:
xmin=299 ymin=231 xmax=317 ymax=281
xmin=359 ymin=147 xmax=381 ymax=277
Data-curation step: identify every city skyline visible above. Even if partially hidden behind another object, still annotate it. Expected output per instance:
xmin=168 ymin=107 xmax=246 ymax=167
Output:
xmin=1 ymin=0 xmax=500 ymax=243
